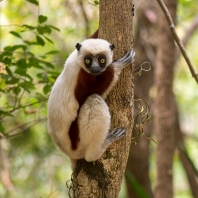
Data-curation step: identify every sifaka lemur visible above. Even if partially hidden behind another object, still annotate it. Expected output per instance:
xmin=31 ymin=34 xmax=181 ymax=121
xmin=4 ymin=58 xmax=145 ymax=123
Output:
xmin=47 ymin=38 xmax=135 ymax=169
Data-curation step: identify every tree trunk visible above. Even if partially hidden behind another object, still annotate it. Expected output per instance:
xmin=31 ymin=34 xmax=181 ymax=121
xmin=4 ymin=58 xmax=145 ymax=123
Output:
xmin=72 ymin=0 xmax=134 ymax=197
xmin=154 ymin=0 xmax=177 ymax=198
xmin=125 ymin=2 xmax=157 ymax=197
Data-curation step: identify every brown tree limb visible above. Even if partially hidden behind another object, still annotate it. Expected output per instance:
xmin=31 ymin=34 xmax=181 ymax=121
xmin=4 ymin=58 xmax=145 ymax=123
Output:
xmin=72 ymin=0 xmax=134 ymax=197
xmin=156 ymin=0 xmax=198 ymax=84
xmin=154 ymin=0 xmax=177 ymax=197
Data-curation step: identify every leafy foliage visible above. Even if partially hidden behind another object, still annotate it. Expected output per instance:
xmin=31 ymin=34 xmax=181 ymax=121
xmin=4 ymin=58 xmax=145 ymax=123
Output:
xmin=0 ymin=8 xmax=60 ymax=138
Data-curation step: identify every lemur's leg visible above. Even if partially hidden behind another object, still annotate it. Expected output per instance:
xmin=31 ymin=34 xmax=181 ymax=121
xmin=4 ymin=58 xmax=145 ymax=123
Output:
xmin=78 ymin=94 xmax=126 ymax=162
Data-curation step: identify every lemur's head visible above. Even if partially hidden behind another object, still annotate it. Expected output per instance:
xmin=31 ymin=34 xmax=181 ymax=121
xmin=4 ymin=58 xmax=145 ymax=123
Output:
xmin=75 ymin=39 xmax=115 ymax=75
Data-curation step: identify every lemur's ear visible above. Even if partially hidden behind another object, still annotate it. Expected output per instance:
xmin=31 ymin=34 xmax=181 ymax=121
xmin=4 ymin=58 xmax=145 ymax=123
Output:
xmin=75 ymin=43 xmax=82 ymax=51
xmin=110 ymin=44 xmax=115 ymax=51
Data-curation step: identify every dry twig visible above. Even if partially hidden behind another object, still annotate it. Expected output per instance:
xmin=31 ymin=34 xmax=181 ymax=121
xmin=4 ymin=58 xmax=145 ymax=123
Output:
xmin=156 ymin=0 xmax=198 ymax=84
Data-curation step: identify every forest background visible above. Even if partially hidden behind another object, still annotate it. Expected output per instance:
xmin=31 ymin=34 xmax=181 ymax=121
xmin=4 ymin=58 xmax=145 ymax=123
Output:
xmin=0 ymin=0 xmax=198 ymax=198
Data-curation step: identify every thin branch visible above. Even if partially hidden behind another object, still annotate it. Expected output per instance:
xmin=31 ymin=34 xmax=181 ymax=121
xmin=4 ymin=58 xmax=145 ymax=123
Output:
xmin=0 ymin=118 xmax=47 ymax=139
xmin=156 ymin=0 xmax=198 ymax=84
xmin=77 ymin=0 xmax=90 ymax=38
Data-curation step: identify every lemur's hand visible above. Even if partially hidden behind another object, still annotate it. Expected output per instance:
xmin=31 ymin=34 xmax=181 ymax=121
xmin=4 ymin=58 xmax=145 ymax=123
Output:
xmin=113 ymin=49 xmax=135 ymax=69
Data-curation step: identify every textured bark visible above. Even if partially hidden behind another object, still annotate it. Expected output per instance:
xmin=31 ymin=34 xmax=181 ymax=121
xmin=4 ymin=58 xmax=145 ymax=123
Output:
xmin=125 ymin=1 xmax=158 ymax=197
xmin=72 ymin=0 xmax=134 ymax=197
xmin=154 ymin=1 xmax=177 ymax=198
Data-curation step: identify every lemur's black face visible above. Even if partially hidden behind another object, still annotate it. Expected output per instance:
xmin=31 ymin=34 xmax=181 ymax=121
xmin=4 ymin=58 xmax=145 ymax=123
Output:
xmin=84 ymin=54 xmax=107 ymax=75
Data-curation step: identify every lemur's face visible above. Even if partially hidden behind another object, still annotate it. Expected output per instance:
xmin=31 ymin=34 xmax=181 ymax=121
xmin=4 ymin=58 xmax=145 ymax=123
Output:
xmin=83 ymin=53 xmax=107 ymax=75
xmin=75 ymin=39 xmax=115 ymax=75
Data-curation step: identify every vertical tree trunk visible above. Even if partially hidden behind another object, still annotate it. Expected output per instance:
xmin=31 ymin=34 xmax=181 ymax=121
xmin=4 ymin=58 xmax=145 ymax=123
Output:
xmin=125 ymin=2 xmax=158 ymax=197
xmin=72 ymin=0 xmax=134 ymax=197
xmin=154 ymin=1 xmax=177 ymax=198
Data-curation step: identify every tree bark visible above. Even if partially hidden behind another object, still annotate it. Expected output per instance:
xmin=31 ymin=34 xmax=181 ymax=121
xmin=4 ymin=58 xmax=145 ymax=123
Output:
xmin=154 ymin=1 xmax=177 ymax=198
xmin=72 ymin=0 xmax=134 ymax=197
xmin=125 ymin=2 xmax=158 ymax=197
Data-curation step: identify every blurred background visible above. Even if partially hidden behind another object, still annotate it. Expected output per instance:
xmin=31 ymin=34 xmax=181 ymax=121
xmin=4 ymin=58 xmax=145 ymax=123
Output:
xmin=0 ymin=0 xmax=197 ymax=197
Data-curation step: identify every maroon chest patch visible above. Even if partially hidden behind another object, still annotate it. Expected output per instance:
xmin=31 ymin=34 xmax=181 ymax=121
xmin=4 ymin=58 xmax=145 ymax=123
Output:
xmin=69 ymin=66 xmax=114 ymax=150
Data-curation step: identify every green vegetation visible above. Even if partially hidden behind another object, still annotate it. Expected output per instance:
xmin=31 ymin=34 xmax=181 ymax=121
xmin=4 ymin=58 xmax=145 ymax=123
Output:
xmin=0 ymin=0 xmax=197 ymax=197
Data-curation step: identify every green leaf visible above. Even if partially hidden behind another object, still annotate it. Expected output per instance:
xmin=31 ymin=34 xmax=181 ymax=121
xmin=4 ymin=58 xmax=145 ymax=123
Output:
xmin=44 ymin=36 xmax=54 ymax=44
xmin=22 ymin=24 xmax=36 ymax=30
xmin=25 ymin=0 xmax=38 ymax=6
xmin=6 ymin=66 xmax=13 ymax=76
xmin=6 ymin=77 xmax=19 ymax=85
xmin=16 ymin=58 xmax=27 ymax=69
xmin=94 ymin=0 xmax=99 ymax=5
xmin=44 ymin=50 xmax=59 ymax=55
xmin=0 ymin=110 xmax=13 ymax=117
xmin=4 ymin=45 xmax=27 ymax=52
xmin=19 ymin=81 xmax=35 ymax=92
xmin=4 ymin=57 xmax=12 ymax=65
xmin=10 ymin=31 xmax=22 ymax=38
xmin=0 ymin=122 xmax=5 ymax=134
xmin=37 ymin=26 xmax=51 ymax=35
xmin=0 ymin=73 xmax=10 ymax=80
xmin=39 ymin=15 xmax=47 ymax=24
xmin=43 ymin=62 xmax=54 ymax=69
xmin=13 ymin=86 xmax=21 ymax=95
xmin=15 ymin=69 xmax=33 ymax=81
xmin=36 ymin=35 xmax=45 ymax=46
xmin=48 ymin=25 xmax=60 ymax=32
xmin=43 ymin=84 xmax=51 ymax=95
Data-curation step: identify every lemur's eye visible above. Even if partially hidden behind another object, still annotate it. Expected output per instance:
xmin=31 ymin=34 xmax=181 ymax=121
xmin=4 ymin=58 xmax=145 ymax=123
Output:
xmin=100 ymin=59 xmax=105 ymax=64
xmin=85 ymin=59 xmax=90 ymax=64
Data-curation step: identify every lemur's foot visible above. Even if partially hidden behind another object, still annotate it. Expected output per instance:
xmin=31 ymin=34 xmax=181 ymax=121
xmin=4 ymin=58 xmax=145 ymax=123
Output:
xmin=105 ymin=127 xmax=126 ymax=144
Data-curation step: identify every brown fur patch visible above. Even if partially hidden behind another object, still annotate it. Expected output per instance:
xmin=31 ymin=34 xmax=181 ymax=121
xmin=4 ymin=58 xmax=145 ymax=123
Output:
xmin=69 ymin=117 xmax=80 ymax=150
xmin=69 ymin=66 xmax=114 ymax=150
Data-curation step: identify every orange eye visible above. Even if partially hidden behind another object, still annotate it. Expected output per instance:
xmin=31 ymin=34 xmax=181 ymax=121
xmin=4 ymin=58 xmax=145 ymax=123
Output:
xmin=100 ymin=59 xmax=105 ymax=63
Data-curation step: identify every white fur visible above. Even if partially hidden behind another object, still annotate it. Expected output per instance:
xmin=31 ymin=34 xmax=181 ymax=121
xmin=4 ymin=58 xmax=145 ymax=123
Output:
xmin=47 ymin=38 xmax=134 ymax=170
xmin=78 ymin=94 xmax=111 ymax=162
